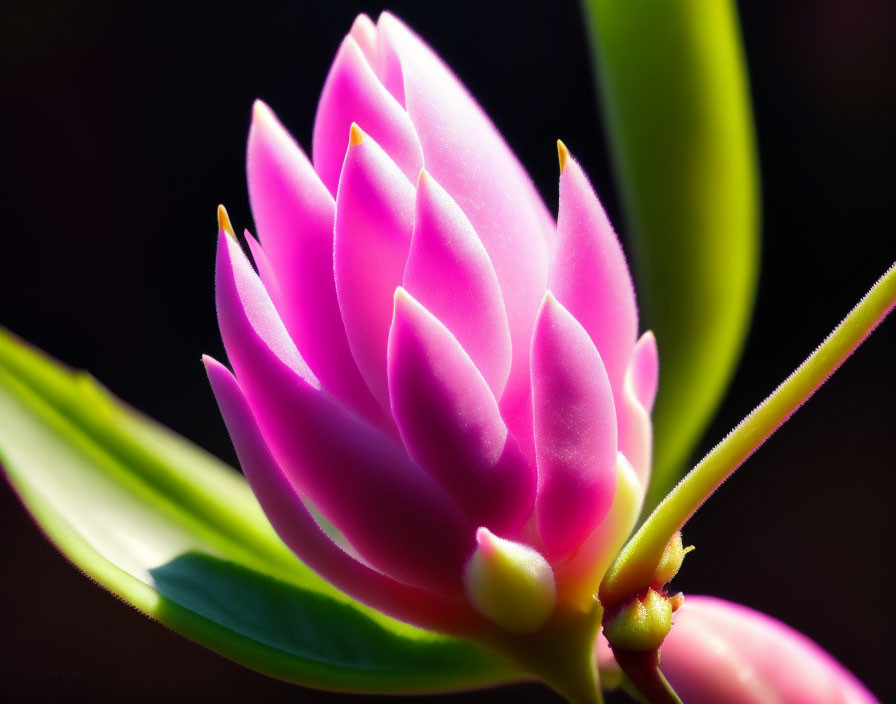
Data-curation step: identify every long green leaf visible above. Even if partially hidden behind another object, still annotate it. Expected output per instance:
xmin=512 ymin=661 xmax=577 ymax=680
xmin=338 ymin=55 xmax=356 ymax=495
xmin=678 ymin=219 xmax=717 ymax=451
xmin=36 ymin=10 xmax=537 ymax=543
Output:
xmin=582 ymin=0 xmax=760 ymax=511
xmin=0 ymin=329 xmax=519 ymax=693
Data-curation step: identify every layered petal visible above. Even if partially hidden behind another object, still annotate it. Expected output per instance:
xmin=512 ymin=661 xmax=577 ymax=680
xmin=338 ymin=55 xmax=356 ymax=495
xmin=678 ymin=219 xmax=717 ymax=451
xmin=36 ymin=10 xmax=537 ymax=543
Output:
xmin=313 ymin=35 xmax=423 ymax=194
xmin=550 ymin=144 xmax=637 ymax=401
xmin=617 ymin=331 xmax=659 ymax=487
xmin=203 ymin=355 xmax=478 ymax=633
xmin=216 ymin=232 xmax=473 ymax=596
xmin=403 ymin=171 xmax=512 ymax=397
xmin=531 ymin=293 xmax=618 ymax=560
xmin=376 ymin=12 xmax=555 ymax=459
xmin=662 ymin=597 xmax=877 ymax=704
xmin=244 ymin=230 xmax=282 ymax=312
xmin=554 ymin=454 xmax=642 ymax=610
xmin=247 ymin=101 xmax=382 ymax=425
xmin=388 ymin=289 xmax=534 ymax=536
xmin=334 ymin=127 xmax=415 ymax=411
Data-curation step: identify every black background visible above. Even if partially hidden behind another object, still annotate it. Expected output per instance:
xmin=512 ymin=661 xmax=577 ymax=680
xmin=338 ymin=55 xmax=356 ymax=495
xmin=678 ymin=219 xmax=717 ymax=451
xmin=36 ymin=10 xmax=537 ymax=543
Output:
xmin=1 ymin=1 xmax=893 ymax=702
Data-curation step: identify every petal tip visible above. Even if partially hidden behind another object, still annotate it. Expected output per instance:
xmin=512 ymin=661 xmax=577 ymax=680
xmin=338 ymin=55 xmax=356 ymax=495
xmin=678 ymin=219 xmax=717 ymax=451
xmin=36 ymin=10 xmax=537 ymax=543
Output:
xmin=217 ymin=204 xmax=235 ymax=239
xmin=557 ymin=139 xmax=570 ymax=173
xmin=349 ymin=122 xmax=364 ymax=147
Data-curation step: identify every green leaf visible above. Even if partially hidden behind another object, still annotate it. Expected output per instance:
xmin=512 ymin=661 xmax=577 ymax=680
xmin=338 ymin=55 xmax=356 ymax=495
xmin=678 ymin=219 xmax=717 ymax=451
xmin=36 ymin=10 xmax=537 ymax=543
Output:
xmin=0 ymin=329 xmax=520 ymax=693
xmin=581 ymin=0 xmax=760 ymax=512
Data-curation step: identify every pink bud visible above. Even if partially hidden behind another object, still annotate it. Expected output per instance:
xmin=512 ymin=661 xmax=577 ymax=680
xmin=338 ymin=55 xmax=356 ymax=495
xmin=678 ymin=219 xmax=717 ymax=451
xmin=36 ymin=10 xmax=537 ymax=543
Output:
xmin=209 ymin=12 xmax=654 ymax=632
xmin=661 ymin=596 xmax=877 ymax=703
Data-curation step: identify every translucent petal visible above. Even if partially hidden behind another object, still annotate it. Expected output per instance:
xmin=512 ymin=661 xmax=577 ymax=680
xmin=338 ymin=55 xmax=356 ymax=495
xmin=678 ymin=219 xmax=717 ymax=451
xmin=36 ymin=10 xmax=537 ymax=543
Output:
xmin=388 ymin=289 xmax=534 ymax=536
xmin=216 ymin=233 xmax=473 ymax=596
xmin=247 ymin=101 xmax=382 ymax=425
xmin=531 ymin=293 xmax=618 ymax=559
xmin=551 ymin=149 xmax=637 ymax=398
xmin=313 ymin=35 xmax=423 ymax=194
xmin=204 ymin=355 xmax=478 ymax=632
xmin=376 ymin=12 xmax=555 ymax=459
xmin=662 ymin=597 xmax=877 ymax=704
xmin=403 ymin=171 xmax=511 ymax=397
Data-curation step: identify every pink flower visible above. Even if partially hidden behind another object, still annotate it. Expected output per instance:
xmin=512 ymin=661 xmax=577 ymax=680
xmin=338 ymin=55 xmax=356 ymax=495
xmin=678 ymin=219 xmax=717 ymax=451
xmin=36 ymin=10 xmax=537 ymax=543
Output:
xmin=204 ymin=12 xmax=656 ymax=635
xmin=660 ymin=596 xmax=876 ymax=704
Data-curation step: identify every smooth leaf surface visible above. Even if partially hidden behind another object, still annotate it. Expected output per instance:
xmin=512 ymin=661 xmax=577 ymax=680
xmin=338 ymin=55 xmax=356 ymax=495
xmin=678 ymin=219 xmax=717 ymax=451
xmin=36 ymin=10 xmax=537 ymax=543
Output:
xmin=0 ymin=329 xmax=519 ymax=693
xmin=582 ymin=0 xmax=760 ymax=512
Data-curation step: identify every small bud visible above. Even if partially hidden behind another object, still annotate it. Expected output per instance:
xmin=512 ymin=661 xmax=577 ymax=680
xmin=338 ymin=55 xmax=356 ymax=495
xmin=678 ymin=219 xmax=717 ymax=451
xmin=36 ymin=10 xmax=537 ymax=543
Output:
xmin=652 ymin=532 xmax=693 ymax=587
xmin=464 ymin=527 xmax=556 ymax=634
xmin=668 ymin=592 xmax=685 ymax=612
xmin=604 ymin=589 xmax=672 ymax=651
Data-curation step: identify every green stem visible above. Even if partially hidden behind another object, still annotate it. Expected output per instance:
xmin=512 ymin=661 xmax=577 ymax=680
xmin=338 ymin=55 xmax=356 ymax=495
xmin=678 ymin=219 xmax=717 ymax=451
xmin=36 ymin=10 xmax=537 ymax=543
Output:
xmin=613 ymin=650 xmax=683 ymax=704
xmin=601 ymin=263 xmax=896 ymax=606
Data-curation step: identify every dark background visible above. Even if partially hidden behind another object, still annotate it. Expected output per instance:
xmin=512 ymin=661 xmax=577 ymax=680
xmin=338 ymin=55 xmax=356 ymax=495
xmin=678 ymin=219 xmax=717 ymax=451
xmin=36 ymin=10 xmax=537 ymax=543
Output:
xmin=1 ymin=1 xmax=893 ymax=701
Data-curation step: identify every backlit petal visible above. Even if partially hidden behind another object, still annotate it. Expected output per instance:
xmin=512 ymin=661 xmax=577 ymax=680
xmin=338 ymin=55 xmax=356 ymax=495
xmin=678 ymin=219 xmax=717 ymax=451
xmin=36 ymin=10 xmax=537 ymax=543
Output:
xmin=531 ymin=293 xmax=618 ymax=559
xmin=403 ymin=171 xmax=512 ymax=397
xmin=388 ymin=289 xmax=534 ymax=536
xmin=247 ymin=100 xmax=382 ymax=425
xmin=204 ymin=355 xmax=477 ymax=632
xmin=334 ymin=127 xmax=415 ymax=411
xmin=216 ymin=232 xmax=473 ymax=596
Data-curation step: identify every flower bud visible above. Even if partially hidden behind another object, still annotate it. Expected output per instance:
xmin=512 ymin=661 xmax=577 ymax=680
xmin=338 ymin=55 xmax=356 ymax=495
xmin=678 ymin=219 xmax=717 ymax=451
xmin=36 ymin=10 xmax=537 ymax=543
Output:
xmin=603 ymin=588 xmax=672 ymax=651
xmin=463 ymin=528 xmax=556 ymax=634
xmin=652 ymin=532 xmax=693 ymax=587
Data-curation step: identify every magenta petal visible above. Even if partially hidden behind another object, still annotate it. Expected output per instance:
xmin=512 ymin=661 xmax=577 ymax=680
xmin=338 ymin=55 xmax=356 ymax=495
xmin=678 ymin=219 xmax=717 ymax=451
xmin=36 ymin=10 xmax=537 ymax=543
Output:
xmin=531 ymin=293 xmax=618 ymax=560
xmin=403 ymin=171 xmax=512 ymax=397
xmin=388 ymin=288 xmax=535 ymax=536
xmin=334 ymin=128 xmax=415 ymax=411
xmin=551 ymin=150 xmax=637 ymax=400
xmin=376 ymin=12 xmax=554 ymax=453
xmin=247 ymin=101 xmax=382 ymax=426
xmin=216 ymin=232 xmax=473 ymax=596
xmin=313 ymin=35 xmax=423 ymax=195
xmin=662 ymin=596 xmax=878 ymax=704
xmin=203 ymin=355 xmax=477 ymax=632
xmin=244 ymin=230 xmax=283 ymax=312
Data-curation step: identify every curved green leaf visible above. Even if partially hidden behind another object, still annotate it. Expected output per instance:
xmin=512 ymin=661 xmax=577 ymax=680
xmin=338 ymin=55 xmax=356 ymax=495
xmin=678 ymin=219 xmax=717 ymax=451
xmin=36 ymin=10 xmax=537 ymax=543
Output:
xmin=0 ymin=329 xmax=520 ymax=693
xmin=582 ymin=0 xmax=760 ymax=512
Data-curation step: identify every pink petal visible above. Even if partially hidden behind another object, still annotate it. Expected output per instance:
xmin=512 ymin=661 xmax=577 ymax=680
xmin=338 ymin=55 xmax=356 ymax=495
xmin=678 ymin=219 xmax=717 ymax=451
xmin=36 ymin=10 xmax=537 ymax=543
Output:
xmin=312 ymin=35 xmax=423 ymax=195
xmin=348 ymin=13 xmax=378 ymax=66
xmin=662 ymin=596 xmax=877 ymax=704
xmin=388 ymin=288 xmax=535 ymax=536
xmin=203 ymin=355 xmax=478 ymax=633
xmin=334 ymin=127 xmax=415 ymax=412
xmin=554 ymin=454 xmax=642 ymax=610
xmin=375 ymin=12 xmax=555 ymax=458
xmin=531 ymin=293 xmax=618 ymax=560
xmin=630 ymin=331 xmax=659 ymax=413
xmin=216 ymin=232 xmax=473 ymax=596
xmin=246 ymin=100 xmax=382 ymax=425
xmin=403 ymin=170 xmax=512 ymax=397
xmin=617 ymin=331 xmax=659 ymax=487
xmin=551 ymin=147 xmax=637 ymax=401
xmin=244 ymin=230 xmax=282 ymax=312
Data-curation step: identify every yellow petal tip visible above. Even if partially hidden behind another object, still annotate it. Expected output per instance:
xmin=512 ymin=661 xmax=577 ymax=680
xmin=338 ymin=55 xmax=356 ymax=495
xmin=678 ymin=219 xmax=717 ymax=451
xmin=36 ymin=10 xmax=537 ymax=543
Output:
xmin=349 ymin=123 xmax=364 ymax=146
xmin=217 ymin=204 xmax=235 ymax=239
xmin=557 ymin=139 xmax=570 ymax=173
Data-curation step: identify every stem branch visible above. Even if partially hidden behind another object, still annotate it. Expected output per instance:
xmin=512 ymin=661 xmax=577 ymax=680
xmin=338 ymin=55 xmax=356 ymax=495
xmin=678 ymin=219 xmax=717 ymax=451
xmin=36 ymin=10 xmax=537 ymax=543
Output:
xmin=601 ymin=263 xmax=896 ymax=605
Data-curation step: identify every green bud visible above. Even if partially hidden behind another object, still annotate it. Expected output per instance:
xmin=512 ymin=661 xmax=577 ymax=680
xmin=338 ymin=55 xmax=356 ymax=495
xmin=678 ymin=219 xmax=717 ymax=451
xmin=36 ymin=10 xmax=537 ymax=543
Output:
xmin=463 ymin=527 xmax=556 ymax=634
xmin=653 ymin=532 xmax=693 ymax=587
xmin=603 ymin=588 xmax=672 ymax=651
